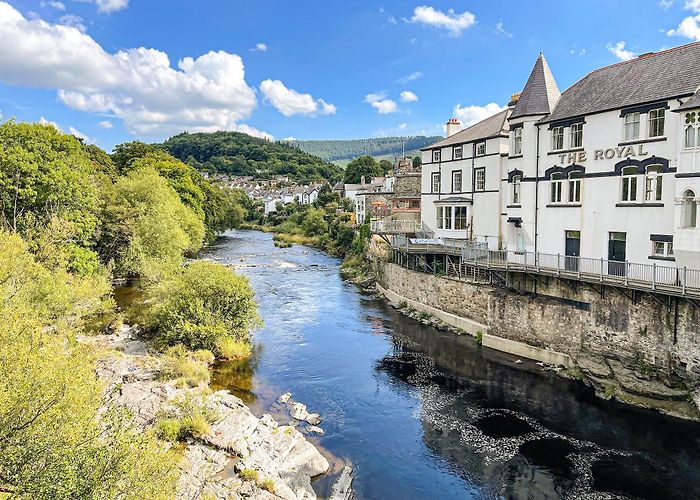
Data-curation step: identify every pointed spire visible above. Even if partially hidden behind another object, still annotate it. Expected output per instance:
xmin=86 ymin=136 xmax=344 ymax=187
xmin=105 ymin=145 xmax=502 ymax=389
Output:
xmin=510 ymin=53 xmax=560 ymax=119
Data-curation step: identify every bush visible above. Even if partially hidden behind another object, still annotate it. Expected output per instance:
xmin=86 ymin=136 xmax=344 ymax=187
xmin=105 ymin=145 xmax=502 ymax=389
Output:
xmin=159 ymin=344 xmax=213 ymax=387
xmin=259 ymin=478 xmax=275 ymax=494
xmin=239 ymin=469 xmax=259 ymax=482
xmin=146 ymin=261 xmax=261 ymax=355
xmin=216 ymin=338 xmax=252 ymax=360
xmin=155 ymin=395 xmax=216 ymax=441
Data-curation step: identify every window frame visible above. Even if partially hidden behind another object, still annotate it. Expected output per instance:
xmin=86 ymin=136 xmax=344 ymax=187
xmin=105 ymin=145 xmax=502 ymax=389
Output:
xmin=568 ymin=171 xmax=582 ymax=203
xmin=551 ymin=126 xmax=564 ymax=151
xmin=474 ymin=167 xmax=486 ymax=191
xmin=569 ymin=122 xmax=583 ymax=149
xmin=431 ymin=172 xmax=440 ymax=193
xmin=621 ymin=166 xmax=638 ymax=202
xmin=436 ymin=206 xmax=444 ymax=230
xmin=453 ymin=145 xmax=463 ymax=160
xmin=511 ymin=175 xmax=522 ymax=205
xmin=685 ymin=125 xmax=697 ymax=149
xmin=476 ymin=142 xmax=486 ymax=156
xmin=454 ymin=206 xmax=468 ymax=230
xmin=644 ymin=165 xmax=663 ymax=202
xmin=452 ymin=170 xmax=462 ymax=193
xmin=651 ymin=240 xmax=673 ymax=257
xmin=433 ymin=150 xmax=441 ymax=163
xmin=624 ymin=112 xmax=640 ymax=141
xmin=648 ymin=108 xmax=665 ymax=138
xmin=550 ymin=173 xmax=564 ymax=203
xmin=512 ymin=128 xmax=522 ymax=155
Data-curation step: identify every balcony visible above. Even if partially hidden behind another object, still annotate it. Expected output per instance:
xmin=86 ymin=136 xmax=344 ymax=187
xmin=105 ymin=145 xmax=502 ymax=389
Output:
xmin=370 ymin=220 xmax=423 ymax=235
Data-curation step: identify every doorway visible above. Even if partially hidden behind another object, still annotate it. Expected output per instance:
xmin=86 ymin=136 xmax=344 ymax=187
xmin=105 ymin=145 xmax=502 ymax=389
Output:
xmin=608 ymin=232 xmax=626 ymax=277
xmin=565 ymin=231 xmax=580 ymax=271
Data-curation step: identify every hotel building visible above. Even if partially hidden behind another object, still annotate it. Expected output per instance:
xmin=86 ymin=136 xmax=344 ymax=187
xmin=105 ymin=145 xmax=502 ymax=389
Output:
xmin=420 ymin=41 xmax=700 ymax=272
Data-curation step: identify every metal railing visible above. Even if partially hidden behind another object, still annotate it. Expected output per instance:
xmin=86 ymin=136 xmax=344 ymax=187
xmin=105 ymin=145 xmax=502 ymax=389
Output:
xmin=371 ymin=220 xmax=422 ymax=234
xmin=391 ymin=237 xmax=700 ymax=297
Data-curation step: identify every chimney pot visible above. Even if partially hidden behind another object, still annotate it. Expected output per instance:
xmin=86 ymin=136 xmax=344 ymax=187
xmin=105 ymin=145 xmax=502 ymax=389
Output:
xmin=445 ymin=118 xmax=461 ymax=137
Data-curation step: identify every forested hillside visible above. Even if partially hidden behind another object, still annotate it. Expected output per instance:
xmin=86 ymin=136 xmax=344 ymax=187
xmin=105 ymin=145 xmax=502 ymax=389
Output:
xmin=160 ymin=131 xmax=342 ymax=183
xmin=286 ymin=135 xmax=441 ymax=162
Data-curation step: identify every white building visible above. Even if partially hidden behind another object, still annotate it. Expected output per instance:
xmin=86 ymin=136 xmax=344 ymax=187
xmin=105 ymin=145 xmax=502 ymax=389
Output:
xmin=421 ymin=41 xmax=700 ymax=269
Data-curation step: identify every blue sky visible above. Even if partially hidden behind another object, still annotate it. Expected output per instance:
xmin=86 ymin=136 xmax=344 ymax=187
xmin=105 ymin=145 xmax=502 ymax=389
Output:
xmin=0 ymin=0 xmax=699 ymax=151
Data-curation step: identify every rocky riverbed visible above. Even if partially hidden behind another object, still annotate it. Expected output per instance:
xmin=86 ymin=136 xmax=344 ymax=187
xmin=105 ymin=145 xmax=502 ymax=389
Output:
xmin=80 ymin=326 xmax=333 ymax=499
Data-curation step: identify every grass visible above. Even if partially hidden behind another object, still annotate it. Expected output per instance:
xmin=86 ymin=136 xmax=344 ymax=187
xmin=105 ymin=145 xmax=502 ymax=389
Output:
xmin=475 ymin=331 xmax=484 ymax=345
xmin=216 ymin=338 xmax=252 ymax=360
xmin=273 ymin=232 xmax=319 ymax=247
xmin=158 ymin=344 xmax=214 ymax=387
xmin=155 ymin=395 xmax=217 ymax=442
xmin=239 ymin=469 xmax=259 ymax=482
xmin=259 ymin=479 xmax=275 ymax=494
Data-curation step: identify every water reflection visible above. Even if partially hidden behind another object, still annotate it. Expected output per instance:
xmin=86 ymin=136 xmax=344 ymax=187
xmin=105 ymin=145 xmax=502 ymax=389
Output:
xmin=206 ymin=231 xmax=700 ymax=500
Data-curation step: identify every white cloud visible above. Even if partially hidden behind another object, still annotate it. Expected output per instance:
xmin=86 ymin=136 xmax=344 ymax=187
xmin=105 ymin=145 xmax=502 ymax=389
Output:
xmin=98 ymin=119 xmax=113 ymax=128
xmin=606 ymin=41 xmax=636 ymax=61
xmin=400 ymin=90 xmax=418 ymax=102
xmin=398 ymin=123 xmax=407 ymax=129
xmin=452 ymin=102 xmax=506 ymax=128
xmin=58 ymin=14 xmax=86 ymax=32
xmin=251 ymin=42 xmax=267 ymax=52
xmin=659 ymin=0 xmax=674 ymax=9
xmin=282 ymin=136 xmax=296 ymax=141
xmin=495 ymin=20 xmax=513 ymax=38
xmin=388 ymin=15 xmax=397 ymax=25
xmin=667 ymin=0 xmax=700 ymax=40
xmin=68 ymin=125 xmax=92 ymax=143
xmin=396 ymin=71 xmax=423 ymax=84
xmin=365 ymin=93 xmax=397 ymax=114
xmin=0 ymin=2 xmax=262 ymax=137
xmin=40 ymin=1 xmax=65 ymax=10
xmin=39 ymin=116 xmax=61 ymax=130
xmin=260 ymin=79 xmax=335 ymax=117
xmin=94 ymin=0 xmax=128 ymax=14
xmin=409 ymin=5 xmax=476 ymax=37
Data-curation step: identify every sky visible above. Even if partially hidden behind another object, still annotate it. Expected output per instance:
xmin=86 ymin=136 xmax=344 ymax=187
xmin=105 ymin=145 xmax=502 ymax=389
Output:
xmin=0 ymin=0 xmax=700 ymax=151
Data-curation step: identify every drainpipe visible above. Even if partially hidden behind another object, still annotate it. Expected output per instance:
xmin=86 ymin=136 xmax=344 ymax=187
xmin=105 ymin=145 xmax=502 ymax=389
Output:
xmin=534 ymin=123 xmax=541 ymax=254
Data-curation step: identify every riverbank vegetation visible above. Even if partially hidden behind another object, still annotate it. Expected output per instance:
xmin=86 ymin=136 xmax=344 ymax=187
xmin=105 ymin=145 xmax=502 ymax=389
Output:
xmin=0 ymin=121 xmax=260 ymax=497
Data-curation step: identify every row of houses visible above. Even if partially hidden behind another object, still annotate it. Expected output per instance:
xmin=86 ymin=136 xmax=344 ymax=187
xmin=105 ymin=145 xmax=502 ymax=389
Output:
xmin=395 ymin=41 xmax=700 ymax=273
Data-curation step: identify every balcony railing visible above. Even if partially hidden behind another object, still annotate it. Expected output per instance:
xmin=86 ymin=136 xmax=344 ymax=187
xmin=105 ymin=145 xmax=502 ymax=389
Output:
xmin=391 ymin=237 xmax=700 ymax=297
xmin=371 ymin=220 xmax=422 ymax=234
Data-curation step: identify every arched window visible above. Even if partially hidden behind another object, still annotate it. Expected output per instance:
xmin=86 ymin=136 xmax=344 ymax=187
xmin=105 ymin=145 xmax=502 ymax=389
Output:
xmin=550 ymin=173 xmax=564 ymax=203
xmin=621 ymin=166 xmax=638 ymax=202
xmin=644 ymin=165 xmax=663 ymax=202
xmin=686 ymin=125 xmax=696 ymax=148
xmin=682 ymin=189 xmax=697 ymax=228
xmin=568 ymin=171 xmax=583 ymax=203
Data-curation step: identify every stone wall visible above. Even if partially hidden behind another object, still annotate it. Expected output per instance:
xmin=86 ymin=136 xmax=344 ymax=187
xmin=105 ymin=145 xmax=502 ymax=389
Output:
xmin=378 ymin=262 xmax=700 ymax=385
xmin=393 ymin=173 xmax=421 ymax=198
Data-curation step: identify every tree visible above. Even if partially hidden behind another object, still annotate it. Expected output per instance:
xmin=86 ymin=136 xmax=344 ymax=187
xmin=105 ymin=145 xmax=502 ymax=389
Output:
xmin=111 ymin=141 xmax=161 ymax=173
xmin=145 ymin=260 xmax=261 ymax=354
xmin=343 ymin=155 xmax=382 ymax=184
xmin=0 ymin=232 xmax=177 ymax=499
xmin=413 ymin=155 xmax=422 ymax=169
xmin=302 ymin=207 xmax=327 ymax=236
xmin=99 ymin=167 xmax=204 ymax=278
xmin=379 ymin=159 xmax=393 ymax=175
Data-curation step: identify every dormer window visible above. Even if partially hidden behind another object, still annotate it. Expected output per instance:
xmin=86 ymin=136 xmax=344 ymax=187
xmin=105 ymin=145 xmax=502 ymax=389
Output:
xmin=624 ymin=112 xmax=640 ymax=141
xmin=476 ymin=142 xmax=486 ymax=156
xmin=433 ymin=150 xmax=441 ymax=162
xmin=551 ymin=126 xmax=564 ymax=151
xmin=512 ymin=128 xmax=522 ymax=155
xmin=648 ymin=108 xmax=665 ymax=138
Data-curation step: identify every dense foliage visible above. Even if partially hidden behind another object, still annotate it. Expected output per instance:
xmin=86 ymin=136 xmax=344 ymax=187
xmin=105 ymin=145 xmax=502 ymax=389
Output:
xmin=343 ymin=155 xmax=389 ymax=184
xmin=161 ymin=131 xmax=343 ymax=183
xmin=0 ymin=121 xmax=259 ymax=497
xmin=287 ymin=135 xmax=441 ymax=162
xmin=145 ymin=261 xmax=261 ymax=356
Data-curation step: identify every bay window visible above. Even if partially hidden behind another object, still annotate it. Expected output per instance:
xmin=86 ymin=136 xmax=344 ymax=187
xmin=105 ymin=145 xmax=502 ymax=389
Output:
xmin=454 ymin=206 xmax=468 ymax=230
xmin=436 ymin=206 xmax=444 ymax=229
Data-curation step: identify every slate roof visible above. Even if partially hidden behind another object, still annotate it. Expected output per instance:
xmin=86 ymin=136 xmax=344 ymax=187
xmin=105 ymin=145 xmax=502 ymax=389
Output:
xmin=511 ymin=53 xmax=560 ymax=119
xmin=540 ymin=41 xmax=700 ymax=124
xmin=422 ymin=108 xmax=512 ymax=150
xmin=678 ymin=91 xmax=700 ymax=111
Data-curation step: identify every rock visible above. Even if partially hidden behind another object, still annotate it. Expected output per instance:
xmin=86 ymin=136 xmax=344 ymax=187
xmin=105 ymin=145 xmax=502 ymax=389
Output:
xmin=576 ymin=356 xmax=613 ymax=379
xmin=306 ymin=425 xmax=324 ymax=435
xmin=289 ymin=402 xmax=309 ymax=421
xmin=278 ymin=392 xmax=292 ymax=404
xmin=305 ymin=413 xmax=322 ymax=426
xmin=608 ymin=359 xmax=689 ymax=401
xmin=330 ymin=466 xmax=354 ymax=500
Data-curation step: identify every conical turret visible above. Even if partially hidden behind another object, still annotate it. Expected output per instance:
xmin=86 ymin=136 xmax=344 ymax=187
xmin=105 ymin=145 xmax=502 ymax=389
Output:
xmin=510 ymin=53 xmax=560 ymax=118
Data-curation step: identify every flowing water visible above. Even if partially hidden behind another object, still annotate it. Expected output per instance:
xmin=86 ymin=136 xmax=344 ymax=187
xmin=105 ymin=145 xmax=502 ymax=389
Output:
xmin=204 ymin=230 xmax=700 ymax=500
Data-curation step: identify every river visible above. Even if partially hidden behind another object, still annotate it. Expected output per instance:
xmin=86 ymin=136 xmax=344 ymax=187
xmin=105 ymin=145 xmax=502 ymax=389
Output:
xmin=204 ymin=230 xmax=700 ymax=499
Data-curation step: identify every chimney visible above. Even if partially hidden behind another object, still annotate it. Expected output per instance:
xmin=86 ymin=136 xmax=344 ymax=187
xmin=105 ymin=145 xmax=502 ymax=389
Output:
xmin=361 ymin=175 xmax=366 ymax=185
xmin=508 ymin=92 xmax=521 ymax=107
xmin=445 ymin=118 xmax=461 ymax=137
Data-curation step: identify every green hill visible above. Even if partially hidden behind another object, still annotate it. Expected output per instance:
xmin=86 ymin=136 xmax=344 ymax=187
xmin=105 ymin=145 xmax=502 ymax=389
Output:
xmin=160 ymin=131 xmax=342 ymax=183
xmin=286 ymin=136 xmax=441 ymax=163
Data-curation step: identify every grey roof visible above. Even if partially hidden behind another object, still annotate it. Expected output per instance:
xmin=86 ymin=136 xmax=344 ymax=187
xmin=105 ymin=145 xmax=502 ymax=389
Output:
xmin=540 ymin=41 xmax=700 ymax=123
xmin=678 ymin=91 xmax=700 ymax=111
xmin=434 ymin=196 xmax=472 ymax=204
xmin=511 ymin=53 xmax=560 ymax=119
xmin=422 ymin=109 xmax=511 ymax=150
